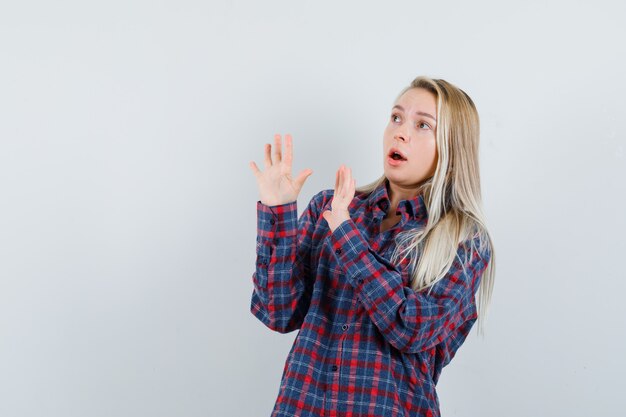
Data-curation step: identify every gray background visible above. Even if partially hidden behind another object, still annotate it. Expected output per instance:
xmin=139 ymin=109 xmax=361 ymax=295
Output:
xmin=1 ymin=1 xmax=625 ymax=416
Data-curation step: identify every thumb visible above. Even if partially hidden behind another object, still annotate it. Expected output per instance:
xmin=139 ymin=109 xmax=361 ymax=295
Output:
xmin=321 ymin=209 xmax=331 ymax=224
xmin=294 ymin=169 xmax=313 ymax=189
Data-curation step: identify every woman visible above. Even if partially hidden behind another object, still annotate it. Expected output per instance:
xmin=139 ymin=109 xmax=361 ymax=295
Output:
xmin=248 ymin=75 xmax=496 ymax=417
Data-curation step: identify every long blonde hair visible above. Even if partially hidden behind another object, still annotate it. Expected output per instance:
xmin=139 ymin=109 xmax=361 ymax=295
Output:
xmin=357 ymin=76 xmax=496 ymax=336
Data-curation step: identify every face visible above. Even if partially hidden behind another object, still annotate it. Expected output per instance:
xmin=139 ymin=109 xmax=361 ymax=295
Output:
xmin=383 ymin=87 xmax=438 ymax=189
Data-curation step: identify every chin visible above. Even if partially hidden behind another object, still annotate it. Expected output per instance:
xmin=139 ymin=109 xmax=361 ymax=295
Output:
xmin=383 ymin=171 xmax=404 ymax=184
xmin=385 ymin=170 xmax=431 ymax=187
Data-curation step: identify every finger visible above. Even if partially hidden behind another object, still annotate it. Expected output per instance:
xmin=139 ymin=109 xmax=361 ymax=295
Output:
xmin=342 ymin=166 xmax=348 ymax=196
xmin=322 ymin=210 xmax=330 ymax=225
xmin=283 ymin=134 xmax=292 ymax=174
xmin=334 ymin=166 xmax=340 ymax=191
xmin=264 ymin=143 xmax=272 ymax=169
xmin=274 ymin=134 xmax=282 ymax=164
xmin=346 ymin=168 xmax=353 ymax=198
xmin=294 ymin=168 xmax=313 ymax=190
xmin=336 ymin=165 xmax=343 ymax=197
xmin=249 ymin=161 xmax=261 ymax=178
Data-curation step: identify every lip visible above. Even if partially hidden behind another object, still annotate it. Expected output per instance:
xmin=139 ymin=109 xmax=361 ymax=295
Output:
xmin=387 ymin=147 xmax=408 ymax=167
xmin=387 ymin=155 xmax=407 ymax=167
xmin=388 ymin=147 xmax=407 ymax=161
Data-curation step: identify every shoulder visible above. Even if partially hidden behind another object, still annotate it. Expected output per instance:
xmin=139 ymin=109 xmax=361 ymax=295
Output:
xmin=303 ymin=189 xmax=335 ymax=217
xmin=458 ymin=227 xmax=493 ymax=269
xmin=312 ymin=189 xmax=334 ymax=205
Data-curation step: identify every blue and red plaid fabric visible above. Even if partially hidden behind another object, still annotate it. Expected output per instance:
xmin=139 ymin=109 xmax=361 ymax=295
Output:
xmin=251 ymin=179 xmax=491 ymax=417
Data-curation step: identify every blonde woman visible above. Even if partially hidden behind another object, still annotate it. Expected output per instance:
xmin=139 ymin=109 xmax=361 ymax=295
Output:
xmin=248 ymin=76 xmax=496 ymax=417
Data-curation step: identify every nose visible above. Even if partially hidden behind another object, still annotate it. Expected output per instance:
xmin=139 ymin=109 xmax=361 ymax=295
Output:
xmin=394 ymin=130 xmax=408 ymax=143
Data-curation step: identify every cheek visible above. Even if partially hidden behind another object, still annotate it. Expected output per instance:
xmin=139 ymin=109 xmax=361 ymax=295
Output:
xmin=425 ymin=138 xmax=438 ymax=159
xmin=417 ymin=141 xmax=437 ymax=157
xmin=411 ymin=142 xmax=438 ymax=169
xmin=429 ymin=142 xmax=438 ymax=161
xmin=428 ymin=143 xmax=439 ymax=171
xmin=382 ymin=131 xmax=392 ymax=147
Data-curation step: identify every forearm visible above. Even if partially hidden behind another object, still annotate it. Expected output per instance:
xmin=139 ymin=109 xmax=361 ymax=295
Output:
xmin=328 ymin=218 xmax=490 ymax=353
xmin=250 ymin=200 xmax=313 ymax=333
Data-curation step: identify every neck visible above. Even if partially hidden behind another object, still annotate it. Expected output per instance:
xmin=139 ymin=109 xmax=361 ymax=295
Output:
xmin=385 ymin=180 xmax=422 ymax=218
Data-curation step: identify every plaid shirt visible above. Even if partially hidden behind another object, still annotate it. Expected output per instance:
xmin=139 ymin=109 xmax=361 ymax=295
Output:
xmin=251 ymin=180 xmax=491 ymax=417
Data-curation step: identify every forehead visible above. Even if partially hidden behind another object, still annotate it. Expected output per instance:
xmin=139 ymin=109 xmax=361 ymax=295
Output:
xmin=396 ymin=88 xmax=437 ymax=111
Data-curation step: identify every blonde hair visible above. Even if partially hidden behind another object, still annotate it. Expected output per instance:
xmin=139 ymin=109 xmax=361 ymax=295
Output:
xmin=357 ymin=76 xmax=496 ymax=336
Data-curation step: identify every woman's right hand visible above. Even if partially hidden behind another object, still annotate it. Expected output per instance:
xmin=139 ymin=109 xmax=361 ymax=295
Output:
xmin=249 ymin=133 xmax=313 ymax=206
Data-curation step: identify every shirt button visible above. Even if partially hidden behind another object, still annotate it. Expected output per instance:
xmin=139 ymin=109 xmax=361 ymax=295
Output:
xmin=342 ymin=324 xmax=349 ymax=331
xmin=335 ymin=248 xmax=342 ymax=255
xmin=331 ymin=365 xmax=338 ymax=372
xmin=269 ymin=218 xmax=275 ymax=225
xmin=358 ymin=278 xmax=364 ymax=284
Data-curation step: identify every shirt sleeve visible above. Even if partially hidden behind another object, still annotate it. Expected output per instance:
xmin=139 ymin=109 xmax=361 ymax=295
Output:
xmin=328 ymin=218 xmax=491 ymax=353
xmin=250 ymin=193 xmax=320 ymax=333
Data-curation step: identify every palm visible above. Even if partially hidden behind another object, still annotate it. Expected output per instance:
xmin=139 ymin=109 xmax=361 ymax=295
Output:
xmin=261 ymin=165 xmax=299 ymax=204
xmin=249 ymin=134 xmax=313 ymax=206
xmin=322 ymin=165 xmax=356 ymax=232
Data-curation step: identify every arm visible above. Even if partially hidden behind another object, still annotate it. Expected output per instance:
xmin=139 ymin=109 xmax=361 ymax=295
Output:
xmin=328 ymin=219 xmax=491 ymax=353
xmin=250 ymin=193 xmax=320 ymax=333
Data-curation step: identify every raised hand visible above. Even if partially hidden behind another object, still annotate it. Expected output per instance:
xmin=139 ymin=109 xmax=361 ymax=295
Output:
xmin=249 ymin=133 xmax=314 ymax=206
xmin=322 ymin=165 xmax=356 ymax=232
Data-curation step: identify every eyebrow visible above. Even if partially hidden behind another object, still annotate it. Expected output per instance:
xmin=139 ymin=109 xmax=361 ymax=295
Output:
xmin=392 ymin=105 xmax=437 ymax=122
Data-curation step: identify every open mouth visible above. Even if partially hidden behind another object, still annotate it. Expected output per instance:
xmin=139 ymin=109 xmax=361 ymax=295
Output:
xmin=388 ymin=149 xmax=407 ymax=161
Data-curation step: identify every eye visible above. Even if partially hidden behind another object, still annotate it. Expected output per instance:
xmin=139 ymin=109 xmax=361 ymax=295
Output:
xmin=391 ymin=113 xmax=401 ymax=123
xmin=418 ymin=121 xmax=431 ymax=130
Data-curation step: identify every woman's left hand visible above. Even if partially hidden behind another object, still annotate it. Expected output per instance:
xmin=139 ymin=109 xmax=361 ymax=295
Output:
xmin=322 ymin=165 xmax=356 ymax=232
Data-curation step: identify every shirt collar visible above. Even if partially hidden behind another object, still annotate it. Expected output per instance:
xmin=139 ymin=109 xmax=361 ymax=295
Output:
xmin=367 ymin=178 xmax=428 ymax=221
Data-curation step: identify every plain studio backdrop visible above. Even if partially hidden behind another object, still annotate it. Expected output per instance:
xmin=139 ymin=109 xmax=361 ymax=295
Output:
xmin=1 ymin=1 xmax=624 ymax=416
